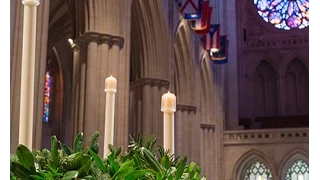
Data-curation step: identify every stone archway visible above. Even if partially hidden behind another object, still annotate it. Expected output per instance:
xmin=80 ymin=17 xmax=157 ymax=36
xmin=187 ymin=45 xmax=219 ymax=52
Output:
xmin=128 ymin=0 xmax=170 ymax=147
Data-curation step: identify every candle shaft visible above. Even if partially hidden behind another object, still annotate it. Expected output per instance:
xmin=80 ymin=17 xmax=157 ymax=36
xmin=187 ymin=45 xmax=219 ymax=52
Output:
xmin=103 ymin=91 xmax=116 ymax=158
xmin=18 ymin=1 xmax=39 ymax=149
xmin=163 ymin=112 xmax=175 ymax=155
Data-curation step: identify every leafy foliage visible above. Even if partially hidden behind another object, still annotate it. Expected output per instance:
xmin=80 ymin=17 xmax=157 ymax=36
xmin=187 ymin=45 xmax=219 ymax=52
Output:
xmin=10 ymin=132 xmax=206 ymax=180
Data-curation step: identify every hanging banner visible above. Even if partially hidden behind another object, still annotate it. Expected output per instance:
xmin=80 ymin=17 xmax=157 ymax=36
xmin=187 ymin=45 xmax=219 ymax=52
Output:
xmin=210 ymin=35 xmax=228 ymax=63
xmin=201 ymin=24 xmax=220 ymax=50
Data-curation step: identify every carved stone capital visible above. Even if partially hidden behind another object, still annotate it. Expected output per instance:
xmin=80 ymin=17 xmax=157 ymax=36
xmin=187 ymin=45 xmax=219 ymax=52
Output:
xmin=100 ymin=34 xmax=113 ymax=46
xmin=74 ymin=32 xmax=125 ymax=49
xmin=200 ymin=123 xmax=215 ymax=132
xmin=130 ymin=77 xmax=170 ymax=90
xmin=176 ymin=104 xmax=197 ymax=113
xmin=112 ymin=36 xmax=125 ymax=49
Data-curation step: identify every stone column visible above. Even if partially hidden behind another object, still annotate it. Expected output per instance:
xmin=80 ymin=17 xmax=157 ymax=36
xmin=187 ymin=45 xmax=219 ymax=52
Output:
xmin=111 ymin=36 xmax=126 ymax=148
xmin=129 ymin=78 xmax=169 ymax=145
xmin=83 ymin=33 xmax=100 ymax=145
xmin=98 ymin=35 xmax=111 ymax=156
xmin=175 ymin=109 xmax=183 ymax=156
xmin=200 ymin=124 xmax=215 ymax=179
xmin=278 ymin=76 xmax=286 ymax=115
xmin=74 ymin=32 xmax=126 ymax=153
xmin=77 ymin=44 xmax=87 ymax=136
xmin=142 ymin=80 xmax=152 ymax=136
xmin=176 ymin=104 xmax=197 ymax=158
xmin=225 ymin=0 xmax=239 ymax=130
xmin=70 ymin=44 xmax=79 ymax=143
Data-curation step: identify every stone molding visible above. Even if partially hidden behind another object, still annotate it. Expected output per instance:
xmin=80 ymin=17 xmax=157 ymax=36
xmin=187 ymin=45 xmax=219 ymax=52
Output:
xmin=176 ymin=104 xmax=197 ymax=113
xmin=243 ymin=36 xmax=308 ymax=52
xmin=224 ymin=128 xmax=308 ymax=146
xmin=200 ymin=123 xmax=215 ymax=131
xmin=74 ymin=31 xmax=125 ymax=49
xmin=130 ymin=77 xmax=170 ymax=90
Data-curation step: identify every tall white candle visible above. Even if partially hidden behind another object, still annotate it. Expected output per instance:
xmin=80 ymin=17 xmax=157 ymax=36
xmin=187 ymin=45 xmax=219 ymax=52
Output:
xmin=18 ymin=0 xmax=40 ymax=149
xmin=103 ymin=75 xmax=117 ymax=158
xmin=161 ymin=91 xmax=176 ymax=156
xmin=298 ymin=174 xmax=304 ymax=180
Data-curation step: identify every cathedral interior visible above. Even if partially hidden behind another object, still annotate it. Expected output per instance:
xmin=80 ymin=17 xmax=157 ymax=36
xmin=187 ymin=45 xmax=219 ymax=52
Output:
xmin=10 ymin=0 xmax=309 ymax=179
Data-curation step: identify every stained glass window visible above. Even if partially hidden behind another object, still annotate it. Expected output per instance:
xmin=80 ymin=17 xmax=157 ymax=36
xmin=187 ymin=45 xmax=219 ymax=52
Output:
xmin=244 ymin=161 xmax=272 ymax=180
xmin=253 ymin=0 xmax=309 ymax=30
xmin=285 ymin=159 xmax=309 ymax=180
xmin=42 ymin=71 xmax=52 ymax=123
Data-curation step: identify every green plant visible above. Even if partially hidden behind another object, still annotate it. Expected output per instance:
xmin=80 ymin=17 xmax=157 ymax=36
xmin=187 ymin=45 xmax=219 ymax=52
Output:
xmin=10 ymin=132 xmax=206 ymax=180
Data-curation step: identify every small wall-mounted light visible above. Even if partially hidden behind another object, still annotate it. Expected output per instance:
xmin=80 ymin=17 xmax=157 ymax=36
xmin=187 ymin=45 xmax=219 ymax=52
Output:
xmin=209 ymin=48 xmax=219 ymax=57
xmin=68 ymin=38 xmax=76 ymax=48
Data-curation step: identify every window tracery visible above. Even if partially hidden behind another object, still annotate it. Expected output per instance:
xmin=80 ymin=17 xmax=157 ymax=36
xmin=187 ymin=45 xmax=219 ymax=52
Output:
xmin=253 ymin=0 xmax=309 ymax=30
xmin=285 ymin=159 xmax=309 ymax=180
xmin=244 ymin=161 xmax=273 ymax=180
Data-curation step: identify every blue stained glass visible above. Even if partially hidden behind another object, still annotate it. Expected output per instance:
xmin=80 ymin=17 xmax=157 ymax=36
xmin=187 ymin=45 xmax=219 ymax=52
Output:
xmin=254 ymin=0 xmax=309 ymax=30
xmin=42 ymin=72 xmax=52 ymax=123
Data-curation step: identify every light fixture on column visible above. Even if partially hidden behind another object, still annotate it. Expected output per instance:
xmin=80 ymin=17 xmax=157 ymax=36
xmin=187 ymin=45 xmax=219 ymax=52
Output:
xmin=68 ymin=38 xmax=76 ymax=49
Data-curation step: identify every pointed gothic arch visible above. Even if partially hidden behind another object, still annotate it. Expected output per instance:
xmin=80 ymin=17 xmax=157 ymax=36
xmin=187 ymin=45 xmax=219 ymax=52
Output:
xmin=232 ymin=149 xmax=277 ymax=180
xmin=284 ymin=58 xmax=309 ymax=115
xmin=278 ymin=148 xmax=309 ymax=179
xmin=252 ymin=60 xmax=278 ymax=117
xmin=173 ymin=22 xmax=196 ymax=105
xmin=130 ymin=0 xmax=169 ymax=80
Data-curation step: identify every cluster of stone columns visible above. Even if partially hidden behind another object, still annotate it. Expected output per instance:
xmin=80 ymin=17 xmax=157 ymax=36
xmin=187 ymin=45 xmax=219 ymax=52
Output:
xmin=175 ymin=104 xmax=197 ymax=159
xmin=70 ymin=32 xmax=125 ymax=155
xmin=129 ymin=78 xmax=169 ymax=145
xmin=200 ymin=124 xmax=216 ymax=179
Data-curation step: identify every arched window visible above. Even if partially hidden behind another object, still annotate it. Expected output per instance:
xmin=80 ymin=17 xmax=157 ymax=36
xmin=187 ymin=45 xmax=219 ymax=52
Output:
xmin=253 ymin=0 xmax=309 ymax=30
xmin=285 ymin=159 xmax=309 ymax=180
xmin=284 ymin=58 xmax=308 ymax=115
xmin=253 ymin=60 xmax=278 ymax=117
xmin=42 ymin=71 xmax=52 ymax=123
xmin=244 ymin=161 xmax=273 ymax=180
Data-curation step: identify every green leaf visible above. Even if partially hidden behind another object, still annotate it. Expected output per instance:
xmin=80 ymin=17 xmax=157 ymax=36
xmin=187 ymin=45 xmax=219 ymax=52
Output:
xmin=115 ymin=146 xmax=123 ymax=157
xmin=30 ymin=175 xmax=46 ymax=180
xmin=51 ymin=136 xmax=59 ymax=168
xmin=78 ymin=158 xmax=92 ymax=177
xmin=88 ymin=149 xmax=107 ymax=173
xmin=59 ymin=141 xmax=73 ymax=155
xmin=187 ymin=162 xmax=196 ymax=173
xmin=124 ymin=170 xmax=149 ymax=180
xmin=74 ymin=132 xmax=84 ymax=153
xmin=11 ymin=162 xmax=33 ymax=180
xmin=175 ymin=156 xmax=187 ymax=180
xmin=112 ymin=160 xmax=134 ymax=179
xmin=160 ymin=154 xmax=171 ymax=169
xmin=67 ymin=152 xmax=83 ymax=170
xmin=62 ymin=170 xmax=79 ymax=180
xmin=16 ymin=144 xmax=36 ymax=174
xmin=108 ymin=156 xmax=119 ymax=173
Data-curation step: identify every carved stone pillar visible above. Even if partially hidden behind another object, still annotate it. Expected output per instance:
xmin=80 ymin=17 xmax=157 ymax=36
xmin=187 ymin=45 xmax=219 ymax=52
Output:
xmin=129 ymin=78 xmax=169 ymax=145
xmin=176 ymin=104 xmax=197 ymax=159
xmin=70 ymin=45 xmax=80 ymax=143
xmin=278 ymin=76 xmax=286 ymax=115
xmin=73 ymin=32 xmax=125 ymax=150
xmin=97 ymin=36 xmax=111 ymax=156
xmin=200 ymin=124 xmax=215 ymax=179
